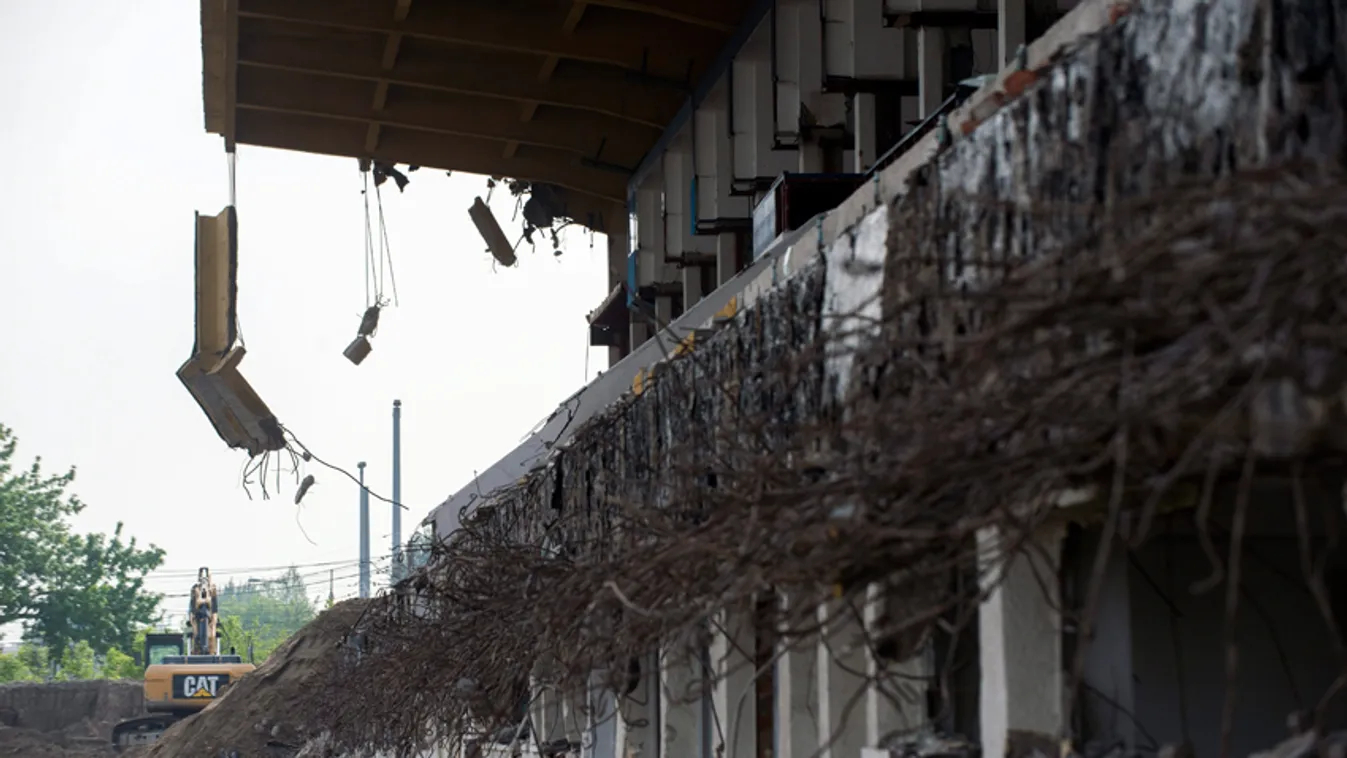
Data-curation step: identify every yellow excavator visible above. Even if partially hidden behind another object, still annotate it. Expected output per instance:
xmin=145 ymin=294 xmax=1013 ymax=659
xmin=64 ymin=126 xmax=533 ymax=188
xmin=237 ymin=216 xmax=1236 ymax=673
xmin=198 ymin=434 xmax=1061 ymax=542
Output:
xmin=112 ymin=567 xmax=256 ymax=750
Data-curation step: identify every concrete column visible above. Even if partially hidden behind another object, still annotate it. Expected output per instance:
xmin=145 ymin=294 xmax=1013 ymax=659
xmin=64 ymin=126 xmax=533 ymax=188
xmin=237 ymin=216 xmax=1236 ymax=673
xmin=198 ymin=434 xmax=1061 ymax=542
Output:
xmin=621 ymin=654 xmax=660 ymax=758
xmin=795 ymin=0 xmax=828 ymax=173
xmin=917 ymin=27 xmax=947 ymax=118
xmin=864 ymin=583 xmax=930 ymax=745
xmin=534 ymin=676 xmax=565 ymax=744
xmin=774 ymin=2 xmax=805 ymax=150
xmin=712 ymin=606 xmax=757 ymax=758
xmin=694 ymin=79 xmax=748 ymax=233
xmin=660 ymin=642 xmax=705 ymax=758
xmin=633 ymin=184 xmax=664 ymax=347
xmin=1077 ymin=533 xmax=1135 ymax=748
xmin=587 ymin=671 xmax=620 ymax=758
xmin=664 ymin=146 xmax=693 ymax=265
xmin=853 ymin=93 xmax=878 ymax=172
xmin=817 ymin=599 xmax=869 ymax=758
xmin=716 ymin=232 xmax=739 ymax=285
xmin=733 ymin=23 xmax=795 ymax=186
xmin=607 ymin=227 xmax=628 ymax=368
xmin=978 ymin=522 xmax=1067 ymax=758
xmin=998 ymin=0 xmax=1027 ymax=67
xmin=776 ymin=593 xmax=821 ymax=758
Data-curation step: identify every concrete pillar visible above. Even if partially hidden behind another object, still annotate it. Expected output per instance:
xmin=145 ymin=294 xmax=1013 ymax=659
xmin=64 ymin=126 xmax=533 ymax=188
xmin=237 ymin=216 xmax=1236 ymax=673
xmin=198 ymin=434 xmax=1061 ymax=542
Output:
xmin=853 ymin=93 xmax=878 ymax=172
xmin=694 ymin=79 xmax=749 ymax=233
xmin=1077 ymin=533 xmax=1135 ymax=749
xmin=607 ymin=227 xmax=628 ymax=368
xmin=660 ymin=642 xmax=705 ymax=758
xmin=998 ymin=0 xmax=1027 ymax=67
xmin=534 ymin=676 xmax=566 ymax=744
xmin=664 ymin=146 xmax=693 ymax=265
xmin=733 ymin=24 xmax=795 ymax=187
xmin=774 ymin=2 xmax=805 ymax=150
xmin=817 ymin=599 xmax=869 ymax=758
xmin=621 ymin=654 xmax=660 ymax=758
xmin=632 ymin=184 xmax=664 ymax=346
xmin=776 ymin=593 xmax=821 ymax=758
xmin=712 ymin=606 xmax=758 ymax=758
xmin=716 ymin=232 xmax=739 ymax=285
xmin=978 ymin=522 xmax=1067 ymax=758
xmin=864 ymin=583 xmax=930 ymax=745
xmin=587 ymin=671 xmax=621 ymax=758
xmin=917 ymin=27 xmax=947 ymax=118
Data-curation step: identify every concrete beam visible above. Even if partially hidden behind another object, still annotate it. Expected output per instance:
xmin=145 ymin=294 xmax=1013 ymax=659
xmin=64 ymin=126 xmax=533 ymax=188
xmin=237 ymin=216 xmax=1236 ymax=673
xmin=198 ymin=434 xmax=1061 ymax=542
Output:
xmin=235 ymin=67 xmax=655 ymax=166
xmin=234 ymin=109 xmax=629 ymax=205
xmin=235 ymin=0 xmax=726 ymax=80
xmin=235 ymin=26 xmax=675 ymax=128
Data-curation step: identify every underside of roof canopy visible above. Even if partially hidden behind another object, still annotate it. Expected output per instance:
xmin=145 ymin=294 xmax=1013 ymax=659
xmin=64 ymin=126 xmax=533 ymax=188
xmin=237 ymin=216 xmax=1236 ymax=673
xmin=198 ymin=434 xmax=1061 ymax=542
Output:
xmin=201 ymin=0 xmax=757 ymax=232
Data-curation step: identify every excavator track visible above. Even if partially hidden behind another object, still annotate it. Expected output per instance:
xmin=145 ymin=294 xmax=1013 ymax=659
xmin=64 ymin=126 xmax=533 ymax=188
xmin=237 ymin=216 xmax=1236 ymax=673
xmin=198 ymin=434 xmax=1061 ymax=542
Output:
xmin=111 ymin=713 xmax=187 ymax=751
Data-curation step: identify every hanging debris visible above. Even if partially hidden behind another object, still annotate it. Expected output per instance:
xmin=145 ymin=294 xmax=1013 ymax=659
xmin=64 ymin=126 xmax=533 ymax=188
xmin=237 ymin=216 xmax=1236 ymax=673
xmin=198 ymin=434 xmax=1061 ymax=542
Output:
xmin=345 ymin=165 xmax=401 ymax=366
xmin=177 ymin=205 xmax=286 ymax=457
xmin=469 ymin=196 xmax=517 ymax=267
xmin=294 ymin=474 xmax=316 ymax=505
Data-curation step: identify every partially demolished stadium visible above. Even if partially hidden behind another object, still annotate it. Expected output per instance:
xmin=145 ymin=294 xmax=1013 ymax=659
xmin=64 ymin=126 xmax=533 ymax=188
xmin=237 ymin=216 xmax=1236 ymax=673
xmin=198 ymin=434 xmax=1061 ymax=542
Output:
xmin=199 ymin=0 xmax=1347 ymax=755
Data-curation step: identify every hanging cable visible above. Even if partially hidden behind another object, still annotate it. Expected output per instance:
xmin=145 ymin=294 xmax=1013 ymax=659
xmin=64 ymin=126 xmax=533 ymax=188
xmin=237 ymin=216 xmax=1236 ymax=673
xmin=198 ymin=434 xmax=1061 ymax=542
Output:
xmin=373 ymin=181 xmax=400 ymax=307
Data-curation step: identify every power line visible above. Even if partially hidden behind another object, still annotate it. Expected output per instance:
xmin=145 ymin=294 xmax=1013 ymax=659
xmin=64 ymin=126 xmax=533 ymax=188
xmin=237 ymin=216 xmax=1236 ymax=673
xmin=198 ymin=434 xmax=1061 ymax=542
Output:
xmin=155 ymin=562 xmax=391 ymax=599
xmin=145 ymin=557 xmax=368 ymax=578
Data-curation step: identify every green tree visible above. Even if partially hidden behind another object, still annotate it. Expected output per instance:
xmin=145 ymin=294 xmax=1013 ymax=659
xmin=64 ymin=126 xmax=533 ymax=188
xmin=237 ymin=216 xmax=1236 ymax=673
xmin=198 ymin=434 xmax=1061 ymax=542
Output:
xmin=101 ymin=647 xmax=142 ymax=680
xmin=0 ymin=424 xmax=166 ymax=661
xmin=0 ymin=651 xmax=36 ymax=682
xmin=216 ymin=567 xmax=316 ymax=663
xmin=55 ymin=641 xmax=96 ymax=680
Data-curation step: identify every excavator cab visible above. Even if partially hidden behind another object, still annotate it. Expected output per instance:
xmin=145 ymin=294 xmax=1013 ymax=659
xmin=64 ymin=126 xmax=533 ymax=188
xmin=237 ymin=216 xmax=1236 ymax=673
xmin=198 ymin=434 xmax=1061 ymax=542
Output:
xmin=141 ymin=633 xmax=184 ymax=667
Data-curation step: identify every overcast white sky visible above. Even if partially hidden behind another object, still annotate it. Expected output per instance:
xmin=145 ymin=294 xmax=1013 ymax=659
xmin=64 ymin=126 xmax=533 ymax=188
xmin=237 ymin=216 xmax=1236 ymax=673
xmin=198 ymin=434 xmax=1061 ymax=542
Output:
xmin=0 ymin=1 xmax=610 ymax=634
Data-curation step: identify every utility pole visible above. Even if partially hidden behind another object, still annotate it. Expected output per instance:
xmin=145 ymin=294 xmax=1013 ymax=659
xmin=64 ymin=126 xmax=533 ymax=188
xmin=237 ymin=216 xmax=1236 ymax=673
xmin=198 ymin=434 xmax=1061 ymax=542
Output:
xmin=392 ymin=399 xmax=403 ymax=584
xmin=328 ymin=569 xmax=335 ymax=608
xmin=358 ymin=461 xmax=370 ymax=599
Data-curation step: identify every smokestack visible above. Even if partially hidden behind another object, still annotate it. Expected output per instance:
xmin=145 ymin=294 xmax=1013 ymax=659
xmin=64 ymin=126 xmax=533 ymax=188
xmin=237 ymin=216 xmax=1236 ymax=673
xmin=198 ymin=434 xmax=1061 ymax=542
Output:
xmin=392 ymin=399 xmax=403 ymax=584
xmin=358 ymin=461 xmax=370 ymax=599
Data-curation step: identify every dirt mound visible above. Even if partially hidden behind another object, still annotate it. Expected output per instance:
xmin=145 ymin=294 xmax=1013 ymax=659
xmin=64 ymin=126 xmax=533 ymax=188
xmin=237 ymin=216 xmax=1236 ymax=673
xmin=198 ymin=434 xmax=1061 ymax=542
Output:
xmin=0 ymin=680 xmax=142 ymax=756
xmin=0 ymin=680 xmax=143 ymax=738
xmin=0 ymin=725 xmax=117 ymax=757
xmin=136 ymin=599 xmax=370 ymax=758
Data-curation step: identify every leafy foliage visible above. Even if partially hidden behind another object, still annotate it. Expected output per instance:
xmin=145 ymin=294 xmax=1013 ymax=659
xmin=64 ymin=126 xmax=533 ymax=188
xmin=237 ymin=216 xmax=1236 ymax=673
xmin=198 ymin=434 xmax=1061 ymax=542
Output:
xmin=0 ymin=423 xmax=166 ymax=661
xmin=215 ymin=567 xmax=318 ymax=662
xmin=0 ymin=641 xmax=138 ymax=683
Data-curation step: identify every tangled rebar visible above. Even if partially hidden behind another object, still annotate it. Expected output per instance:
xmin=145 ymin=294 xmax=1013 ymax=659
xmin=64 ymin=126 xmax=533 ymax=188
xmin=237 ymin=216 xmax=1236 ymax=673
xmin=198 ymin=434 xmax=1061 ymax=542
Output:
xmin=299 ymin=163 xmax=1347 ymax=758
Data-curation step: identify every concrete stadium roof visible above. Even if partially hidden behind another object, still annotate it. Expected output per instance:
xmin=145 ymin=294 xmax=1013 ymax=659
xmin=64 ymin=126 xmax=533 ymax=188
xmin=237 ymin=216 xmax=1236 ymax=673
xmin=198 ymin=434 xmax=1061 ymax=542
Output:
xmin=200 ymin=0 xmax=755 ymax=231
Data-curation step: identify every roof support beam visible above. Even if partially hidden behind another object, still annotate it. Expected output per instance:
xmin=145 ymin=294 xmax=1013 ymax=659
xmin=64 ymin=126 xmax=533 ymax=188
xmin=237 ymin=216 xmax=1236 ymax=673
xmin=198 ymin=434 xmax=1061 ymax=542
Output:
xmin=236 ymin=36 xmax=673 ymax=128
xmin=236 ymin=69 xmax=653 ymax=163
xmin=235 ymin=0 xmax=720 ymax=80
xmin=235 ymin=109 xmax=630 ymax=205
xmin=510 ymin=0 xmax=588 ymax=159
xmin=584 ymin=0 xmax=734 ymax=31
xmin=363 ymin=0 xmax=411 ymax=154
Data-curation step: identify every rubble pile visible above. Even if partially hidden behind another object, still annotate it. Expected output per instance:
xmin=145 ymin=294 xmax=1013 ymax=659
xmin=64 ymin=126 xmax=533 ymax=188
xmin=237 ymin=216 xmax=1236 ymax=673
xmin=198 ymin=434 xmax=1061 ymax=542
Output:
xmin=134 ymin=599 xmax=369 ymax=758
